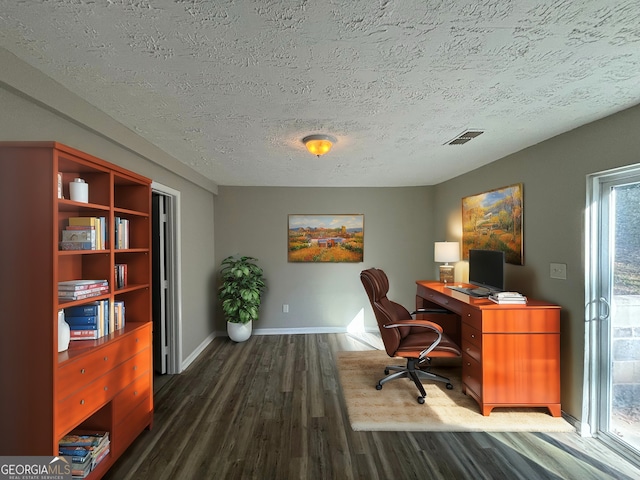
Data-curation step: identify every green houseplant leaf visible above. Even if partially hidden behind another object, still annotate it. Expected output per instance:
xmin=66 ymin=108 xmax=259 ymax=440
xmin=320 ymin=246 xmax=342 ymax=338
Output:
xmin=218 ymin=255 xmax=266 ymax=324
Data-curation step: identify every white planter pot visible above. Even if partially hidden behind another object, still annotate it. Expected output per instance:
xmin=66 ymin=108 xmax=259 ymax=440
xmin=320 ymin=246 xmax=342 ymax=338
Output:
xmin=227 ymin=320 xmax=252 ymax=342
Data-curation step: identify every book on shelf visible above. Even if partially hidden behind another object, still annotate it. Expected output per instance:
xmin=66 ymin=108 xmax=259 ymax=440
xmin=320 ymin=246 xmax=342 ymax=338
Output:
xmin=113 ymin=300 xmax=125 ymax=330
xmin=64 ymin=315 xmax=98 ymax=326
xmin=64 ymin=303 xmax=100 ymax=317
xmin=68 ymin=324 xmax=98 ymax=330
xmin=69 ymin=329 xmax=99 ymax=340
xmin=61 ymin=229 xmax=96 ymax=248
xmin=114 ymin=217 xmax=130 ymax=249
xmin=115 ymin=263 xmax=128 ymax=289
xmin=58 ymin=288 xmax=108 ymax=301
xmin=488 ymin=292 xmax=528 ymax=304
xmin=59 ymin=241 xmax=94 ymax=251
xmin=58 ymin=280 xmax=108 ymax=291
xmin=58 ymin=280 xmax=108 ymax=300
xmin=59 ymin=446 xmax=92 ymax=458
xmin=60 ymin=431 xmax=109 ymax=448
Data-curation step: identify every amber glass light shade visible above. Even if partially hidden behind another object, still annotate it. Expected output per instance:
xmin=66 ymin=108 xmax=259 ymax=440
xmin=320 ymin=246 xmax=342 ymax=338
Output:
xmin=302 ymin=135 xmax=335 ymax=157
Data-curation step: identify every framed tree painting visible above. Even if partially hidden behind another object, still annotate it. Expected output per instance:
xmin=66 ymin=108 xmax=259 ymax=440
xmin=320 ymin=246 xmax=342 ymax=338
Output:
xmin=288 ymin=214 xmax=364 ymax=262
xmin=462 ymin=183 xmax=523 ymax=265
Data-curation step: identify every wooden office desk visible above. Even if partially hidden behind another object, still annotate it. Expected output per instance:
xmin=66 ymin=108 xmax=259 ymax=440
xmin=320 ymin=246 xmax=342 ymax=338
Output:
xmin=416 ymin=281 xmax=561 ymax=417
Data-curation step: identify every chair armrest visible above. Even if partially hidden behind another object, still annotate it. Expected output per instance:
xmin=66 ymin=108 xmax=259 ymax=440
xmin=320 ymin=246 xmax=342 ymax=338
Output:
xmin=383 ymin=319 xmax=444 ymax=333
xmin=383 ymin=319 xmax=443 ymax=359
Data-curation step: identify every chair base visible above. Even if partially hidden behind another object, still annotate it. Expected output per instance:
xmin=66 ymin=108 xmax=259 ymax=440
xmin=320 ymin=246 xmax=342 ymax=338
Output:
xmin=376 ymin=358 xmax=453 ymax=404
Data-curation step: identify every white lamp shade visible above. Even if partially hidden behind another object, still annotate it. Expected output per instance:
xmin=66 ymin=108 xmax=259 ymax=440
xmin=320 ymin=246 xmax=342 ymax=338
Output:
xmin=434 ymin=242 xmax=460 ymax=263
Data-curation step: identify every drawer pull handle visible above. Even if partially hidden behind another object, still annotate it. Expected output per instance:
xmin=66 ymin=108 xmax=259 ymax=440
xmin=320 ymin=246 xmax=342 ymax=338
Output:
xmin=466 ymin=348 xmax=471 ymax=352
xmin=133 ymin=365 xmax=137 ymax=371
xmin=80 ymin=368 xmax=85 ymax=374
xmin=104 ymin=356 xmax=108 ymax=361
xmin=471 ymin=334 xmax=475 ymax=338
xmin=136 ymin=338 xmax=139 ymax=343
xmin=467 ymin=313 xmax=471 ymax=317
xmin=134 ymin=391 xmax=138 ymax=396
xmin=80 ymin=399 xmax=85 ymax=405
xmin=104 ymin=386 xmax=108 ymax=391
xmin=467 ymin=362 xmax=471 ymax=366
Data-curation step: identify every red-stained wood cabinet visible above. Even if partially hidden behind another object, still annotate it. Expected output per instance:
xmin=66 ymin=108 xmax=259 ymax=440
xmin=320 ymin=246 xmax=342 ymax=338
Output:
xmin=0 ymin=142 xmax=153 ymax=479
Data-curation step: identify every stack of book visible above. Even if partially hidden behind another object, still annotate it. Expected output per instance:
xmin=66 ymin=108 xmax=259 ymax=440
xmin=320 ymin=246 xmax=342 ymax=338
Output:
xmin=59 ymin=430 xmax=110 ymax=479
xmin=59 ymin=216 xmax=107 ymax=250
xmin=58 ymin=280 xmax=109 ymax=301
xmin=488 ymin=291 xmax=528 ymax=304
xmin=65 ymin=299 xmax=125 ymax=340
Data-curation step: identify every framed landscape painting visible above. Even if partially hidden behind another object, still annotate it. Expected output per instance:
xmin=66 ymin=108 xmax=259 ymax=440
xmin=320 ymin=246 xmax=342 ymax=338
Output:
xmin=288 ymin=214 xmax=364 ymax=262
xmin=462 ymin=183 xmax=523 ymax=265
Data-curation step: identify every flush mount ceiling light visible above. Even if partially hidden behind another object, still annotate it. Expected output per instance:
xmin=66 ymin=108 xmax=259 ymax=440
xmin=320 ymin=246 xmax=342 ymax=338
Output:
xmin=302 ymin=134 xmax=336 ymax=157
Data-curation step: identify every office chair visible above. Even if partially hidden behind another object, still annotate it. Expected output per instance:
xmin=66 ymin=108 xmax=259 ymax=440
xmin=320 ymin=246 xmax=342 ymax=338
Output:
xmin=360 ymin=268 xmax=462 ymax=404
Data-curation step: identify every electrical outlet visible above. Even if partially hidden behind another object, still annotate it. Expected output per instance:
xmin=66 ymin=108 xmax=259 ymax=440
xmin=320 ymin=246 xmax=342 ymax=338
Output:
xmin=550 ymin=263 xmax=567 ymax=280
xmin=282 ymin=304 xmax=289 ymax=313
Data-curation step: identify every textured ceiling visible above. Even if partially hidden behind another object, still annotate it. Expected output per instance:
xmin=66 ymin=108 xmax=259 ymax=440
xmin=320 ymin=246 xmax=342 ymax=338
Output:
xmin=1 ymin=0 xmax=640 ymax=187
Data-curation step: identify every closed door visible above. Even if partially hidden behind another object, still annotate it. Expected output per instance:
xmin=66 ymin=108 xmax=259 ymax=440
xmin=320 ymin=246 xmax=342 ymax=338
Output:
xmin=589 ymin=167 xmax=640 ymax=464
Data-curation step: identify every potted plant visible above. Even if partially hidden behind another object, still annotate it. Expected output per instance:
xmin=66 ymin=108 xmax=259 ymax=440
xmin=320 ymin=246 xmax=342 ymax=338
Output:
xmin=218 ymin=255 xmax=266 ymax=342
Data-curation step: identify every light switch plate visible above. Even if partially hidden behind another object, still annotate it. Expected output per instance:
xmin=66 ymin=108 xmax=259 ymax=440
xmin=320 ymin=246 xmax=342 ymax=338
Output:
xmin=550 ymin=263 xmax=567 ymax=280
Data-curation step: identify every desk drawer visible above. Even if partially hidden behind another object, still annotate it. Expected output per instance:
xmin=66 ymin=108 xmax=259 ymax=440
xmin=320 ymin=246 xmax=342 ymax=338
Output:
xmin=416 ymin=286 xmax=462 ymax=314
xmin=461 ymin=306 xmax=482 ymax=330
xmin=462 ymin=353 xmax=482 ymax=398
xmin=462 ymin=340 xmax=482 ymax=364
xmin=462 ymin=323 xmax=482 ymax=350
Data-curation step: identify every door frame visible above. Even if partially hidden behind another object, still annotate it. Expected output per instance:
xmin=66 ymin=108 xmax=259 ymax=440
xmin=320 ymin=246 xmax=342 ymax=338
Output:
xmin=151 ymin=181 xmax=182 ymax=374
xmin=585 ymin=164 xmax=640 ymax=464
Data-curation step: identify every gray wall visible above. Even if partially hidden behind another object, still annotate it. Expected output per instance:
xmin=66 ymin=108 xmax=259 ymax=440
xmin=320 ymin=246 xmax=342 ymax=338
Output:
xmin=0 ymin=83 xmax=217 ymax=365
xmin=214 ymin=186 xmax=437 ymax=332
xmin=433 ymin=103 xmax=640 ymax=420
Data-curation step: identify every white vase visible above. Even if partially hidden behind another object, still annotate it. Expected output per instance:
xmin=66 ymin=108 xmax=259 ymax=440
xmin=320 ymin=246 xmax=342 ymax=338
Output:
xmin=227 ymin=320 xmax=252 ymax=342
xmin=58 ymin=310 xmax=70 ymax=352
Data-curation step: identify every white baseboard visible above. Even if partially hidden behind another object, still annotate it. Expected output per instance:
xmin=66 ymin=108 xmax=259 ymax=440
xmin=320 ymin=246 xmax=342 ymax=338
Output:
xmin=215 ymin=326 xmax=379 ymax=337
xmin=181 ymin=331 xmax=216 ymax=371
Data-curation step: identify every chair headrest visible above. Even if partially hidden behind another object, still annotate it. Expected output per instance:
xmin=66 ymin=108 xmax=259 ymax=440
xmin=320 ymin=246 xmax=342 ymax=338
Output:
xmin=360 ymin=268 xmax=389 ymax=303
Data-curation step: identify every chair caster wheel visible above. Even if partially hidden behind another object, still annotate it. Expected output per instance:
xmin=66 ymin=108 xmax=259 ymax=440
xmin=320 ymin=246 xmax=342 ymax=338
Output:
xmin=446 ymin=383 xmax=453 ymax=390
xmin=376 ymin=384 xmax=383 ymax=390
xmin=384 ymin=368 xmax=390 ymax=375
xmin=417 ymin=396 xmax=425 ymax=404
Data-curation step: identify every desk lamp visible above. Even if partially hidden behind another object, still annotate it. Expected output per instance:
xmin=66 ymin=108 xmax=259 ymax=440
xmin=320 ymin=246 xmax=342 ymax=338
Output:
xmin=434 ymin=241 xmax=460 ymax=283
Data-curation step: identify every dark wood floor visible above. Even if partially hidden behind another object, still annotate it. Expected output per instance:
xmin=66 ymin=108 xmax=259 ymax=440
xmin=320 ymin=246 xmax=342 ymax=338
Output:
xmin=105 ymin=334 xmax=640 ymax=480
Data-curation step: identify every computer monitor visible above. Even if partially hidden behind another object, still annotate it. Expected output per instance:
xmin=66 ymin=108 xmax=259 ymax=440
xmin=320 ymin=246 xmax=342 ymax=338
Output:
xmin=468 ymin=249 xmax=505 ymax=293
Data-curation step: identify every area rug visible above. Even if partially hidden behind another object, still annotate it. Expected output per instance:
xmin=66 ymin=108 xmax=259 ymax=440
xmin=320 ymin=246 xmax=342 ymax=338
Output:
xmin=336 ymin=350 xmax=575 ymax=432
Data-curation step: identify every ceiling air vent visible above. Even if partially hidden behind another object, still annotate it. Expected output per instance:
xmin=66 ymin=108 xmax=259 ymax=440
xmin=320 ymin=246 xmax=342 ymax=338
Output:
xmin=446 ymin=130 xmax=484 ymax=145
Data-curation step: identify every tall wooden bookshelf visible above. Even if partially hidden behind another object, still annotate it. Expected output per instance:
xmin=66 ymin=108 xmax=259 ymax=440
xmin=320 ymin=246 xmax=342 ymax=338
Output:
xmin=0 ymin=142 xmax=153 ymax=478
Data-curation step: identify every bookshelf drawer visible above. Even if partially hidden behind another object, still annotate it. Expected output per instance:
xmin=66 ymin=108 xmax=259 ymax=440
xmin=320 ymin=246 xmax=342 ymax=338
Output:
xmin=57 ymin=328 xmax=151 ymax=400
xmin=112 ymin=397 xmax=153 ymax=458
xmin=113 ymin=371 xmax=151 ymax=419
xmin=462 ymin=352 xmax=482 ymax=398
xmin=55 ymin=350 xmax=149 ymax=438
